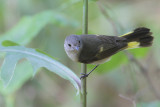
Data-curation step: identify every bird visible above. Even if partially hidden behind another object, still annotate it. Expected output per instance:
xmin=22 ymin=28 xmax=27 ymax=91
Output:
xmin=64 ymin=27 xmax=154 ymax=79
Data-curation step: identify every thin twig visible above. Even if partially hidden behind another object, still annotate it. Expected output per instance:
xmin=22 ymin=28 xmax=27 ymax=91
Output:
xmin=97 ymin=1 xmax=118 ymax=35
xmin=97 ymin=0 xmax=160 ymax=102
xmin=81 ymin=0 xmax=88 ymax=107
xmin=119 ymin=94 xmax=136 ymax=107
xmin=124 ymin=51 xmax=160 ymax=100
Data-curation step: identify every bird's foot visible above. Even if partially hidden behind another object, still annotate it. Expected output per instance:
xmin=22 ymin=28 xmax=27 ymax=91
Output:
xmin=80 ymin=73 xmax=89 ymax=79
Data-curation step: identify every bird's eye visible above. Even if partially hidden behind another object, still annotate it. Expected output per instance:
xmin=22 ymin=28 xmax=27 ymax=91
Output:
xmin=79 ymin=41 xmax=80 ymax=43
xmin=68 ymin=44 xmax=71 ymax=47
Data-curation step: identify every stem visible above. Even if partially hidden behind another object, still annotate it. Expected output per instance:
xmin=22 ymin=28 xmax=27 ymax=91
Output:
xmin=5 ymin=94 xmax=15 ymax=107
xmin=81 ymin=0 xmax=88 ymax=107
xmin=83 ymin=0 xmax=88 ymax=34
xmin=81 ymin=64 xmax=87 ymax=107
xmin=125 ymin=51 xmax=160 ymax=100
xmin=97 ymin=2 xmax=118 ymax=35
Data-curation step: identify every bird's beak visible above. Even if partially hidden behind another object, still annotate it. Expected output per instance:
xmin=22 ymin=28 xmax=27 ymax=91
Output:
xmin=75 ymin=46 xmax=79 ymax=51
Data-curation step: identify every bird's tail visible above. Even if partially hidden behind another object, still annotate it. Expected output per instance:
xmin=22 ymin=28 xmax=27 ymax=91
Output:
xmin=120 ymin=27 xmax=154 ymax=49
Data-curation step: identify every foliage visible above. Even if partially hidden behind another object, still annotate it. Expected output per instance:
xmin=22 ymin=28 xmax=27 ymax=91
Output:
xmin=0 ymin=40 xmax=81 ymax=95
xmin=137 ymin=101 xmax=160 ymax=107
xmin=0 ymin=61 xmax=33 ymax=95
xmin=0 ymin=0 xmax=159 ymax=107
xmin=0 ymin=10 xmax=79 ymax=45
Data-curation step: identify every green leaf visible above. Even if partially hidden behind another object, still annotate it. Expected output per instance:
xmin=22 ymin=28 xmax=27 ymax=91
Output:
xmin=2 ymin=40 xmax=19 ymax=47
xmin=88 ymin=48 xmax=150 ymax=73
xmin=0 ymin=61 xmax=33 ymax=95
xmin=35 ymin=49 xmax=56 ymax=60
xmin=129 ymin=48 xmax=149 ymax=58
xmin=88 ymin=51 xmax=128 ymax=73
xmin=0 ymin=10 xmax=79 ymax=45
xmin=137 ymin=101 xmax=160 ymax=107
xmin=0 ymin=41 xmax=81 ymax=94
xmin=89 ymin=0 xmax=98 ymax=1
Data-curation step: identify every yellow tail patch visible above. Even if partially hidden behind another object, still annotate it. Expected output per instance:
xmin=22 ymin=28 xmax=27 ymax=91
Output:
xmin=119 ymin=31 xmax=133 ymax=37
xmin=127 ymin=42 xmax=140 ymax=49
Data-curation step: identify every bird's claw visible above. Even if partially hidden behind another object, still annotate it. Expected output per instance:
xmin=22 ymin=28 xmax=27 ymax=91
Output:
xmin=80 ymin=73 xmax=89 ymax=79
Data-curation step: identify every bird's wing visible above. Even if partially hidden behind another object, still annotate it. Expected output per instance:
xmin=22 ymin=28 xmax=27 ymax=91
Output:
xmin=79 ymin=35 xmax=127 ymax=64
xmin=92 ymin=35 xmax=120 ymax=61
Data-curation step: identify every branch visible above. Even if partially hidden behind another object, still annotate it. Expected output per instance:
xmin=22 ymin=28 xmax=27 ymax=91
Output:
xmin=81 ymin=0 xmax=88 ymax=107
xmin=124 ymin=51 xmax=160 ymax=100
xmin=97 ymin=1 xmax=118 ymax=35
xmin=119 ymin=94 xmax=136 ymax=107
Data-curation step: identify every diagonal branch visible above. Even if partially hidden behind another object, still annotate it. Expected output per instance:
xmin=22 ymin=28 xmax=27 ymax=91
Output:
xmin=124 ymin=51 xmax=160 ymax=100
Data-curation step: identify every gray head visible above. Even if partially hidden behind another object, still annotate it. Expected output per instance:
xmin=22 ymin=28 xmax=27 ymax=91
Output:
xmin=64 ymin=35 xmax=83 ymax=62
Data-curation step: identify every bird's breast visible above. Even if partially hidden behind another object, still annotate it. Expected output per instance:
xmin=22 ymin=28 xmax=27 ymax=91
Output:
xmin=66 ymin=50 xmax=79 ymax=62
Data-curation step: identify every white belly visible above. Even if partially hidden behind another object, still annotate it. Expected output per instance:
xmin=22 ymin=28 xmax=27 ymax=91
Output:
xmin=66 ymin=51 xmax=79 ymax=62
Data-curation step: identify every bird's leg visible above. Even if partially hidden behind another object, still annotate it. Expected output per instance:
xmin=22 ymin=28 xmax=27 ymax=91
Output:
xmin=80 ymin=65 xmax=99 ymax=79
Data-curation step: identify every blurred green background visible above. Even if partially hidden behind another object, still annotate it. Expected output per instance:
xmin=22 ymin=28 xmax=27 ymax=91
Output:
xmin=0 ymin=0 xmax=160 ymax=107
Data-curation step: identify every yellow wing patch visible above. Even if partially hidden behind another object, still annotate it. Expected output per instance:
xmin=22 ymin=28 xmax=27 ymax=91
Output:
xmin=127 ymin=41 xmax=140 ymax=49
xmin=99 ymin=47 xmax=104 ymax=52
xmin=119 ymin=31 xmax=133 ymax=37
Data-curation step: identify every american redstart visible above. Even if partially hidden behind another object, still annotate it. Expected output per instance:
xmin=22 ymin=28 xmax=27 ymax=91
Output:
xmin=64 ymin=27 xmax=153 ymax=79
